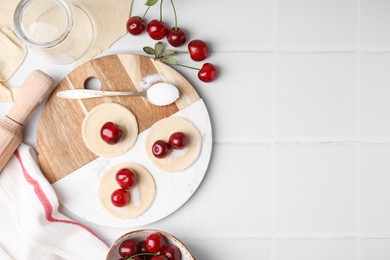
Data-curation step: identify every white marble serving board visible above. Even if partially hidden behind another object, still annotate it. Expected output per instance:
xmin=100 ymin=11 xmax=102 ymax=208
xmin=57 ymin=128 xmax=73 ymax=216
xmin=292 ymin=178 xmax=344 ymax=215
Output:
xmin=53 ymin=99 xmax=212 ymax=228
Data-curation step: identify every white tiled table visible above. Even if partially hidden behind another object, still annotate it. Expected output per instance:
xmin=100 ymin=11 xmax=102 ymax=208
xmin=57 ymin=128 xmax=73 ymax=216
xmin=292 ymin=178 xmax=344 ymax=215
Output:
xmin=2 ymin=0 xmax=390 ymax=259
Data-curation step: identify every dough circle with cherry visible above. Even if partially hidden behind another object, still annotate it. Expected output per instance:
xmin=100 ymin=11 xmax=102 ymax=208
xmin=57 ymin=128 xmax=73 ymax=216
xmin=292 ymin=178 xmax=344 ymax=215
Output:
xmin=82 ymin=103 xmax=138 ymax=157
xmin=145 ymin=117 xmax=202 ymax=172
xmin=98 ymin=162 xmax=156 ymax=219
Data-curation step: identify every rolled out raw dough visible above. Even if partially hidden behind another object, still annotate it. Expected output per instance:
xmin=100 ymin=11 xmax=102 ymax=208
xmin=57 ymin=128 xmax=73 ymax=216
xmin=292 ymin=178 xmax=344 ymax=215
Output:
xmin=0 ymin=0 xmax=133 ymax=101
xmin=0 ymin=28 xmax=26 ymax=82
xmin=145 ymin=117 xmax=202 ymax=172
xmin=98 ymin=162 xmax=156 ymax=219
xmin=82 ymin=103 xmax=138 ymax=157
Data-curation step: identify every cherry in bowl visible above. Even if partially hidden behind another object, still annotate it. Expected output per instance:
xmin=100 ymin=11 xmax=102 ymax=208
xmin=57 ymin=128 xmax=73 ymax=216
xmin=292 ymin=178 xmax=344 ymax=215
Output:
xmin=151 ymin=256 xmax=168 ymax=260
xmin=106 ymin=229 xmax=195 ymax=260
xmin=145 ymin=232 xmax=166 ymax=253
xmin=161 ymin=244 xmax=182 ymax=260
xmin=119 ymin=239 xmax=139 ymax=257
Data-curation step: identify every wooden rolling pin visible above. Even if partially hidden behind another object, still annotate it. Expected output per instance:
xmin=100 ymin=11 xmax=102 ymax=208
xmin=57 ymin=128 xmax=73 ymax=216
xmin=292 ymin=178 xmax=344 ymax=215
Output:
xmin=0 ymin=70 xmax=55 ymax=171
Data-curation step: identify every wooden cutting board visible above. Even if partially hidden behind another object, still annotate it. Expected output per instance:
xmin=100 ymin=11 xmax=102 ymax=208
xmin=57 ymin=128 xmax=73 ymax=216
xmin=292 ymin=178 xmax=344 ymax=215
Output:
xmin=37 ymin=54 xmax=200 ymax=184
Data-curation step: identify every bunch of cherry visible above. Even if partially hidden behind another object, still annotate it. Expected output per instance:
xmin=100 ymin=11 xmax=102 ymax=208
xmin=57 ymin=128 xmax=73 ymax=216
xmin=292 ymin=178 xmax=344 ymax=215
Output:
xmin=111 ymin=168 xmax=138 ymax=207
xmin=152 ymin=132 xmax=186 ymax=159
xmin=118 ymin=232 xmax=181 ymax=260
xmin=126 ymin=0 xmax=217 ymax=83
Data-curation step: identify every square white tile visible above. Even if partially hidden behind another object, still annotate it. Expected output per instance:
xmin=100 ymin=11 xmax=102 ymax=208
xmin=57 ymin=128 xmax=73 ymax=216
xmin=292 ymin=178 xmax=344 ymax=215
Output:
xmin=360 ymin=144 xmax=390 ymax=234
xmin=186 ymin=144 xmax=272 ymax=237
xmin=188 ymin=0 xmax=273 ymax=50
xmin=360 ymin=53 xmax=390 ymax=139
xmin=276 ymin=53 xmax=356 ymax=139
xmin=276 ymin=0 xmax=356 ymax=47
xmin=275 ymin=239 xmax=357 ymax=260
xmin=184 ymin=238 xmax=271 ymax=260
xmin=143 ymin=207 xmax=190 ymax=239
xmin=361 ymin=239 xmax=390 ymax=260
xmin=190 ymin=52 xmax=273 ymax=143
xmin=360 ymin=0 xmax=390 ymax=47
xmin=275 ymin=144 xmax=357 ymax=234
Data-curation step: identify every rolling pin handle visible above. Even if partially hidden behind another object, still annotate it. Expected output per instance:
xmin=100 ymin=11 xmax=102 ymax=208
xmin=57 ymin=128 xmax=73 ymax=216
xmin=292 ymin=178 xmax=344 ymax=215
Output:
xmin=6 ymin=70 xmax=55 ymax=126
xmin=0 ymin=70 xmax=55 ymax=172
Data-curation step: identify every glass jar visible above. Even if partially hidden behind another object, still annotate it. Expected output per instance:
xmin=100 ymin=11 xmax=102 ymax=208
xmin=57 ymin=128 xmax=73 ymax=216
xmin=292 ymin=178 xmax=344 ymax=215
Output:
xmin=13 ymin=0 xmax=94 ymax=64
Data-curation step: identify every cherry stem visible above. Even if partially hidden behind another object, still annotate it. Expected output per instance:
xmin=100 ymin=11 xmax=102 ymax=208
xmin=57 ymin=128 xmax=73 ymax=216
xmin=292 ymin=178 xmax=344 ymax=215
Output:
xmin=142 ymin=6 xmax=151 ymax=21
xmin=159 ymin=0 xmax=164 ymax=22
xmin=169 ymin=0 xmax=178 ymax=30
xmin=126 ymin=252 xmax=156 ymax=259
xmin=175 ymin=50 xmax=188 ymax=54
xmin=175 ymin=63 xmax=200 ymax=71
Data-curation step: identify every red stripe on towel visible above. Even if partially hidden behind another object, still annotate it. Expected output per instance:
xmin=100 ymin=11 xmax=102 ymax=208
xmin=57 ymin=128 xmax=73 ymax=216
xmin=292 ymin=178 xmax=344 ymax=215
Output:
xmin=14 ymin=150 xmax=102 ymax=241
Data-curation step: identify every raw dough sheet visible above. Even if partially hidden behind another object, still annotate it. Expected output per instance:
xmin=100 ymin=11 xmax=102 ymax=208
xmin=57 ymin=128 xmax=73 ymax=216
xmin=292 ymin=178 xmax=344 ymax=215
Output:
xmin=0 ymin=0 xmax=133 ymax=101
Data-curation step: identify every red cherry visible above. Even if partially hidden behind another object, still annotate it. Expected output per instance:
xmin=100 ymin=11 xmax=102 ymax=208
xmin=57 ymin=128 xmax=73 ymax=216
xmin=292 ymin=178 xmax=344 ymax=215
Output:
xmin=168 ymin=132 xmax=186 ymax=149
xmin=150 ymin=256 xmax=168 ymax=260
xmin=137 ymin=241 xmax=152 ymax=260
xmin=147 ymin=19 xmax=168 ymax=40
xmin=145 ymin=232 xmax=166 ymax=253
xmin=111 ymin=188 xmax=130 ymax=207
xmin=167 ymin=27 xmax=187 ymax=47
xmin=188 ymin=39 xmax=209 ymax=61
xmin=138 ymin=240 xmax=148 ymax=253
xmin=161 ymin=245 xmax=182 ymax=260
xmin=115 ymin=168 xmax=137 ymax=189
xmin=152 ymin=140 xmax=171 ymax=158
xmin=100 ymin=122 xmax=123 ymax=145
xmin=198 ymin=63 xmax=217 ymax=82
xmin=126 ymin=16 xmax=146 ymax=35
xmin=119 ymin=239 xmax=139 ymax=257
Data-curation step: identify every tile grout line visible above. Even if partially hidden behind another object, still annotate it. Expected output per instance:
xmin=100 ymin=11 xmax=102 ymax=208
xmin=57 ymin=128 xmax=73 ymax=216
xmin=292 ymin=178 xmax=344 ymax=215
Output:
xmin=270 ymin=135 xmax=277 ymax=260
xmin=212 ymin=47 xmax=390 ymax=53
xmin=185 ymin=234 xmax=390 ymax=240
xmin=213 ymin=139 xmax=390 ymax=145
xmin=270 ymin=0 xmax=278 ymax=259
xmin=356 ymin=0 xmax=362 ymax=259
xmin=356 ymin=126 xmax=362 ymax=260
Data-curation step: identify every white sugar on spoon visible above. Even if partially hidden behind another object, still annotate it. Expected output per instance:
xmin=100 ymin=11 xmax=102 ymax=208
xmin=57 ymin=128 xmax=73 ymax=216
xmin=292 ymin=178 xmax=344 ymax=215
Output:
xmin=146 ymin=82 xmax=180 ymax=106
xmin=56 ymin=82 xmax=180 ymax=106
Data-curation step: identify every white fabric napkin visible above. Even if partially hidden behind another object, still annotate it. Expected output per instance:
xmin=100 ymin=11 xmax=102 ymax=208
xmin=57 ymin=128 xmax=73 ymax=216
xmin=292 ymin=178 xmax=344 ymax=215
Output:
xmin=0 ymin=143 xmax=109 ymax=259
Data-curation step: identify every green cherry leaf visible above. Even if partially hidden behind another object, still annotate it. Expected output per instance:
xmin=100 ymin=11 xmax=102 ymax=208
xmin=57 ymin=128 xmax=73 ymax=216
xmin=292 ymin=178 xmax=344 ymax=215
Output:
xmin=155 ymin=41 xmax=164 ymax=58
xmin=143 ymin=46 xmax=155 ymax=55
xmin=145 ymin=0 xmax=159 ymax=6
xmin=161 ymin=56 xmax=178 ymax=65
xmin=163 ymin=49 xmax=176 ymax=57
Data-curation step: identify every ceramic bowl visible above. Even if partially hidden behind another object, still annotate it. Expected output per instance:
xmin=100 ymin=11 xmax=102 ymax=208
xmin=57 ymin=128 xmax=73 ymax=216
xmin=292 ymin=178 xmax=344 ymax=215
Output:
xmin=106 ymin=229 xmax=196 ymax=260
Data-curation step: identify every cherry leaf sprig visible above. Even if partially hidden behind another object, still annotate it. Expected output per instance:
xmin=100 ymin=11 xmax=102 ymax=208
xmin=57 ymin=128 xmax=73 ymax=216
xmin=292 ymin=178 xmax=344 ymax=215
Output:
xmin=127 ymin=0 xmax=218 ymax=82
xmin=143 ymin=42 xmax=179 ymax=63
xmin=143 ymin=42 xmax=217 ymax=83
xmin=145 ymin=0 xmax=159 ymax=6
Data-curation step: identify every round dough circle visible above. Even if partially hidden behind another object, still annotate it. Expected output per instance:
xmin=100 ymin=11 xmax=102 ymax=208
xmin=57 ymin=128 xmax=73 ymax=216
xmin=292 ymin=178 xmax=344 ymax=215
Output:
xmin=82 ymin=103 xmax=138 ymax=157
xmin=98 ymin=162 xmax=156 ymax=219
xmin=145 ymin=117 xmax=202 ymax=172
